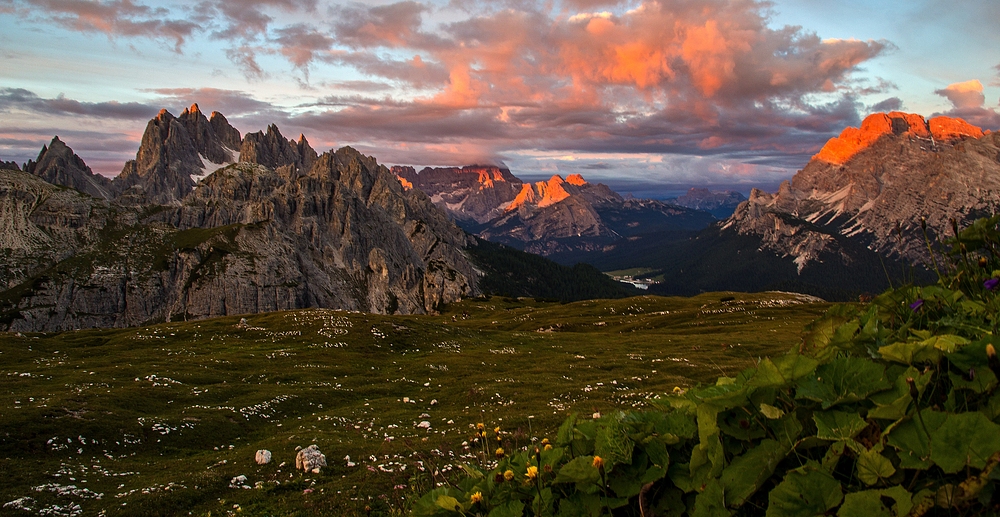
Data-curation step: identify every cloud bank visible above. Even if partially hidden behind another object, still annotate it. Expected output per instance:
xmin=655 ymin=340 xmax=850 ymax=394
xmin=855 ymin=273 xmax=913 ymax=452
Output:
xmin=2 ymin=0 xmax=960 ymax=187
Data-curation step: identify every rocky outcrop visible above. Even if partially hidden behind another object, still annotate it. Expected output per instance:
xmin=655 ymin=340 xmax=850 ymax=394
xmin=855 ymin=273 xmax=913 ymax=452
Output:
xmin=1 ymin=119 xmax=480 ymax=331
xmin=113 ymin=104 xmax=241 ymax=204
xmin=393 ymin=165 xmax=523 ymax=224
xmin=0 ymin=161 xmax=21 ymax=171
xmin=726 ymin=112 xmax=1000 ymax=270
xmin=295 ymin=445 xmax=327 ymax=473
xmin=239 ymin=125 xmax=316 ymax=173
xmin=23 ymin=137 xmax=113 ymax=200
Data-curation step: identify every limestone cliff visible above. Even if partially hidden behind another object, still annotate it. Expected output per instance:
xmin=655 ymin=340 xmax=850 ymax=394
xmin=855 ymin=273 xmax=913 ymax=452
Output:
xmin=1 ymin=120 xmax=479 ymax=331
xmin=113 ymin=104 xmax=241 ymax=204
xmin=23 ymin=137 xmax=113 ymax=200
xmin=724 ymin=112 xmax=1000 ymax=270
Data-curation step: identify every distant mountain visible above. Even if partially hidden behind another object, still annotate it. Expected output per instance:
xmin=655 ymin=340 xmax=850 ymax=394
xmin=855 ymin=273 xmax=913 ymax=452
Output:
xmin=24 ymin=136 xmax=113 ymax=200
xmin=609 ymin=112 xmax=999 ymax=300
xmin=395 ymin=166 xmax=715 ymax=256
xmin=666 ymin=188 xmax=746 ymax=218
xmin=0 ymin=111 xmax=483 ymax=331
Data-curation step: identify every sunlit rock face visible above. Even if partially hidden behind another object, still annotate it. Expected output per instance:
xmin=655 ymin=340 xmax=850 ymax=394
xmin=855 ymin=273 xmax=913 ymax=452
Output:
xmin=0 ymin=110 xmax=480 ymax=332
xmin=396 ymin=165 xmax=715 ymax=256
xmin=726 ymin=112 xmax=1000 ymax=271
xmin=392 ymin=165 xmax=524 ymax=224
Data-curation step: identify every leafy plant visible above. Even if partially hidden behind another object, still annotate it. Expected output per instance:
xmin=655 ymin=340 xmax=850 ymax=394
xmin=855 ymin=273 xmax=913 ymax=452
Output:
xmin=413 ymin=216 xmax=1000 ymax=516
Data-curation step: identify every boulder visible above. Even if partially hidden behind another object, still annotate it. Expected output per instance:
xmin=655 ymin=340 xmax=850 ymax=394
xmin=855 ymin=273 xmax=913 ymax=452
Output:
xmin=295 ymin=445 xmax=327 ymax=473
xmin=255 ymin=449 xmax=271 ymax=465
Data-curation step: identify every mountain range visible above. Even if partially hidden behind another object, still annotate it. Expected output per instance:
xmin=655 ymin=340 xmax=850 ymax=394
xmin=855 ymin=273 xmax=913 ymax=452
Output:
xmin=0 ymin=105 xmax=621 ymax=331
xmin=393 ymin=165 xmax=719 ymax=256
xmin=581 ymin=112 xmax=1000 ymax=299
xmin=3 ymin=107 xmax=998 ymax=329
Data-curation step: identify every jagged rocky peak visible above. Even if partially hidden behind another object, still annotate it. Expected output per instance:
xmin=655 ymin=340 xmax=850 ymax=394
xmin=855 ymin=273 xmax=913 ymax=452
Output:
xmin=813 ymin=111 xmax=985 ymax=165
xmin=239 ymin=124 xmax=316 ymax=172
xmin=507 ymin=173 xmax=621 ymax=211
xmin=0 ymin=160 xmax=20 ymax=171
xmin=114 ymin=105 xmax=242 ymax=204
xmin=24 ymin=136 xmax=113 ymax=200
xmin=395 ymin=164 xmax=519 ymax=190
xmin=726 ymin=112 xmax=1000 ymax=270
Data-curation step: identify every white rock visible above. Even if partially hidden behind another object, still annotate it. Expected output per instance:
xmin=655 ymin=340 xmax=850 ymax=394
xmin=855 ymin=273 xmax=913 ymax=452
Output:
xmin=417 ymin=421 xmax=431 ymax=429
xmin=255 ymin=449 xmax=272 ymax=465
xmin=430 ymin=399 xmax=438 ymax=405
xmin=402 ymin=397 xmax=410 ymax=403
xmin=295 ymin=445 xmax=327 ymax=473
xmin=344 ymin=455 xmax=356 ymax=467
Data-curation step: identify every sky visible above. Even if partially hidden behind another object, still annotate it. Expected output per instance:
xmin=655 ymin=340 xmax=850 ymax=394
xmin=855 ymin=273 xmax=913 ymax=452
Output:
xmin=1 ymin=0 xmax=999 ymax=196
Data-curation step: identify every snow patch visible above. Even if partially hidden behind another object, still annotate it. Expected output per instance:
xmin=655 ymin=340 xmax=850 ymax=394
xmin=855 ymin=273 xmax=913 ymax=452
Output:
xmin=191 ymin=148 xmax=239 ymax=183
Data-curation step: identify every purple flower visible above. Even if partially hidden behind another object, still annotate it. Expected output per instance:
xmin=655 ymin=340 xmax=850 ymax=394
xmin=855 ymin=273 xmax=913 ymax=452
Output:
xmin=909 ymin=299 xmax=924 ymax=311
xmin=985 ymin=278 xmax=1000 ymax=291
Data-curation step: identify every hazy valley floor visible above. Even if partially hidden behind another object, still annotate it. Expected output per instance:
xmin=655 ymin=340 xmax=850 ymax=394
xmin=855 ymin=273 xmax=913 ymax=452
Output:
xmin=0 ymin=292 xmax=830 ymax=516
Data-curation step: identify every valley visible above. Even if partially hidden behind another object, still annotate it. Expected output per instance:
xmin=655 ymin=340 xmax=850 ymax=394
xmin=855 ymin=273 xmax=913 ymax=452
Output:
xmin=0 ymin=292 xmax=829 ymax=515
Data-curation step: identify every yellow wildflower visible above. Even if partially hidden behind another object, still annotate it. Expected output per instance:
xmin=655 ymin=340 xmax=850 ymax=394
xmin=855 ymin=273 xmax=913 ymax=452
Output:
xmin=477 ymin=423 xmax=485 ymax=430
xmin=494 ymin=426 xmax=502 ymax=434
xmin=470 ymin=492 xmax=483 ymax=504
xmin=525 ymin=466 xmax=538 ymax=481
xmin=544 ymin=444 xmax=552 ymax=451
xmin=503 ymin=470 xmax=514 ymax=481
xmin=540 ymin=438 xmax=549 ymax=445
xmin=592 ymin=456 xmax=604 ymax=469
xmin=495 ymin=447 xmax=505 ymax=458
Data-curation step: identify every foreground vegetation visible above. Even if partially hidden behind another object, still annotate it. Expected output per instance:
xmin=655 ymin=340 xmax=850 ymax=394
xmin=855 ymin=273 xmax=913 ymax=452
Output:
xmin=0 ymin=291 xmax=828 ymax=515
xmin=414 ymin=216 xmax=1000 ymax=516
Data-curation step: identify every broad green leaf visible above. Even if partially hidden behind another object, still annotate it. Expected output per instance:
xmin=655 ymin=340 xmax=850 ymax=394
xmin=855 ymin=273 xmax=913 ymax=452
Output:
xmin=796 ymin=357 xmax=891 ymax=408
xmin=595 ymin=415 xmax=633 ymax=469
xmin=814 ymin=410 xmax=868 ymax=441
xmin=948 ymin=367 xmax=998 ymax=394
xmin=721 ymin=439 xmax=789 ymax=507
xmin=435 ymin=496 xmax=461 ymax=512
xmin=929 ymin=411 xmax=1000 ymax=474
xmin=886 ymin=409 xmax=947 ymax=470
xmin=556 ymin=493 xmax=603 ymax=517
xmin=553 ymin=456 xmax=601 ymax=489
xmin=868 ymin=393 xmax=912 ymax=420
xmin=766 ymin=462 xmax=843 ymax=517
xmin=837 ymin=486 xmax=913 ymax=517
xmin=692 ymin=382 xmax=749 ymax=409
xmin=879 ymin=340 xmax=940 ymax=364
xmin=556 ymin=413 xmax=578 ymax=446
xmin=692 ymin=479 xmax=730 ymax=517
xmin=650 ymin=487 xmax=687 ymax=517
xmin=880 ymin=334 xmax=970 ymax=364
xmin=856 ymin=449 xmax=895 ymax=485
xmin=821 ymin=441 xmax=846 ymax=473
xmin=751 ymin=355 xmax=819 ymax=388
xmin=488 ymin=500 xmax=525 ymax=517
xmin=760 ymin=403 xmax=785 ymax=419
xmin=769 ymin=413 xmax=804 ymax=447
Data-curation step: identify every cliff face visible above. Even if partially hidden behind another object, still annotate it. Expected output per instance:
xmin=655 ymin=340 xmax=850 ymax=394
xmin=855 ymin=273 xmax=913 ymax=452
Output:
xmin=23 ymin=137 xmax=113 ymax=200
xmin=113 ymin=104 xmax=242 ymax=204
xmin=724 ymin=112 xmax=1000 ymax=271
xmin=393 ymin=165 xmax=524 ymax=224
xmin=0 ymin=113 xmax=480 ymax=331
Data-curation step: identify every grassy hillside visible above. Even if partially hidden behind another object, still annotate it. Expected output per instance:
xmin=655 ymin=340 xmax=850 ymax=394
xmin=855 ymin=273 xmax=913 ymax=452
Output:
xmin=0 ymin=292 xmax=829 ymax=515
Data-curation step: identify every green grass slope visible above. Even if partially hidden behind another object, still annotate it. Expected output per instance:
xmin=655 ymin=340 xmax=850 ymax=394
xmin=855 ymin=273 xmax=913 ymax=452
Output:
xmin=0 ymin=292 xmax=828 ymax=516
